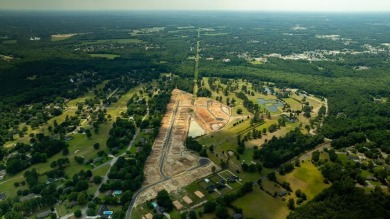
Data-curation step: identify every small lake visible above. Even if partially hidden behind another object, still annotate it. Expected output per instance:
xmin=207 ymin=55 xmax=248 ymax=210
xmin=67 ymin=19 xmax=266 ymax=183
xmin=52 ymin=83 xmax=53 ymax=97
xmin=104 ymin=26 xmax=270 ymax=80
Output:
xmin=257 ymin=98 xmax=284 ymax=113
xmin=188 ymin=118 xmax=205 ymax=138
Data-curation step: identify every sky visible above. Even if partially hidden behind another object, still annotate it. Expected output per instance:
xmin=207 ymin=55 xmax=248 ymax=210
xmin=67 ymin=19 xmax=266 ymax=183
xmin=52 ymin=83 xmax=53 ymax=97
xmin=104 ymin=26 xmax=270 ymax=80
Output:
xmin=0 ymin=0 xmax=390 ymax=12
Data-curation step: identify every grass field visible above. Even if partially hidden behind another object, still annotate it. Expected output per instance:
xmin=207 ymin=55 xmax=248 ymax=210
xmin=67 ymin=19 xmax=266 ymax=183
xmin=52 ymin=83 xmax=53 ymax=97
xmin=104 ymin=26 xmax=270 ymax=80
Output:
xmin=284 ymin=97 xmax=302 ymax=111
xmin=249 ymin=60 xmax=264 ymax=65
xmin=262 ymin=178 xmax=283 ymax=195
xmin=232 ymin=186 xmax=289 ymax=219
xmin=89 ymin=53 xmax=120 ymax=59
xmin=92 ymin=163 xmax=110 ymax=176
xmin=278 ymin=160 xmax=330 ymax=200
xmin=81 ymin=38 xmax=142 ymax=45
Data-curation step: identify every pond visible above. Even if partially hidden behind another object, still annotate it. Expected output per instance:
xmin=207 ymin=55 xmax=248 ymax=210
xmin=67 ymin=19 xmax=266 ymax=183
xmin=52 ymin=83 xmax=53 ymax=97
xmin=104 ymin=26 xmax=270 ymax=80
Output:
xmin=258 ymin=98 xmax=284 ymax=113
xmin=266 ymin=105 xmax=278 ymax=112
xmin=188 ymin=118 xmax=205 ymax=137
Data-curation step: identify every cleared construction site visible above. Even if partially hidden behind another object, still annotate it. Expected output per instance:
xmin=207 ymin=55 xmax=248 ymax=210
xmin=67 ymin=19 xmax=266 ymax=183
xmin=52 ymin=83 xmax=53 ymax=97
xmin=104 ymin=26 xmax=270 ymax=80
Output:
xmin=138 ymin=89 xmax=231 ymax=205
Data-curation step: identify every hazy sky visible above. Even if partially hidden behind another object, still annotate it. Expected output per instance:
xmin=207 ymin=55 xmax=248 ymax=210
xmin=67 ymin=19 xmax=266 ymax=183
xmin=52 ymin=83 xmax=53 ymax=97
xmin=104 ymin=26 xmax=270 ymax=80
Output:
xmin=1 ymin=0 xmax=390 ymax=11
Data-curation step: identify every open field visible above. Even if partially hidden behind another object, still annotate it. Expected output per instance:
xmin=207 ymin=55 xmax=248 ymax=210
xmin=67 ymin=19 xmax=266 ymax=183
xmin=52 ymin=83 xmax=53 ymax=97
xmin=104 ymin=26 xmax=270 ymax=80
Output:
xmin=89 ymin=53 xmax=120 ymax=59
xmin=278 ymin=160 xmax=330 ymax=200
xmin=51 ymin=33 xmax=77 ymax=41
xmin=92 ymin=163 xmax=111 ymax=176
xmin=249 ymin=60 xmax=265 ymax=65
xmin=233 ymin=186 xmax=289 ymax=219
xmin=245 ymin=121 xmax=300 ymax=147
xmin=284 ymin=97 xmax=302 ymax=111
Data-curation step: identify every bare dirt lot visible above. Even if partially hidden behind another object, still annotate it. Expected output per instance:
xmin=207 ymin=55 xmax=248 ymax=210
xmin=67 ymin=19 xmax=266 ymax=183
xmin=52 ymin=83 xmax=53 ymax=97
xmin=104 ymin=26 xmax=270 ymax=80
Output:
xmin=138 ymin=89 xmax=229 ymax=204
xmin=193 ymin=97 xmax=231 ymax=133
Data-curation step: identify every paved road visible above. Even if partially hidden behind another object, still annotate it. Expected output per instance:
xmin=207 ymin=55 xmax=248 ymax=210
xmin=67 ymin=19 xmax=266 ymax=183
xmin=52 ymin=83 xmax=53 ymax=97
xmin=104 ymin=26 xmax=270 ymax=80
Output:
xmin=124 ymin=94 xmax=210 ymax=218
xmin=106 ymin=88 xmax=118 ymax=100
xmin=93 ymin=128 xmax=140 ymax=198
xmin=125 ymin=95 xmax=181 ymax=219
xmin=159 ymin=94 xmax=181 ymax=179
xmin=59 ymin=128 xmax=141 ymax=219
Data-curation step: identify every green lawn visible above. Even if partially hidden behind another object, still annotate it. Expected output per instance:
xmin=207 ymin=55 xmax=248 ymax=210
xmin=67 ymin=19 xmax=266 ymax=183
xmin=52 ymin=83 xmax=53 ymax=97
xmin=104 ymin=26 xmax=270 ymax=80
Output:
xmin=89 ymin=54 xmax=120 ymax=59
xmin=232 ymin=186 xmax=289 ymax=219
xmin=284 ymin=98 xmax=302 ymax=111
xmin=248 ymin=60 xmax=264 ymax=65
xmin=278 ymin=160 xmax=330 ymax=200
xmin=92 ymin=163 xmax=110 ymax=176
xmin=0 ymin=175 xmax=25 ymax=198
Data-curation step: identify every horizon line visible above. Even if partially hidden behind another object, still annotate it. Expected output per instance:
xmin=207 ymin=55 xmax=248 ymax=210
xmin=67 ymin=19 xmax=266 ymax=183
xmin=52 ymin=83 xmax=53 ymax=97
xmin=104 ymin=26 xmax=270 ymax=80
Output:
xmin=0 ymin=9 xmax=390 ymax=13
